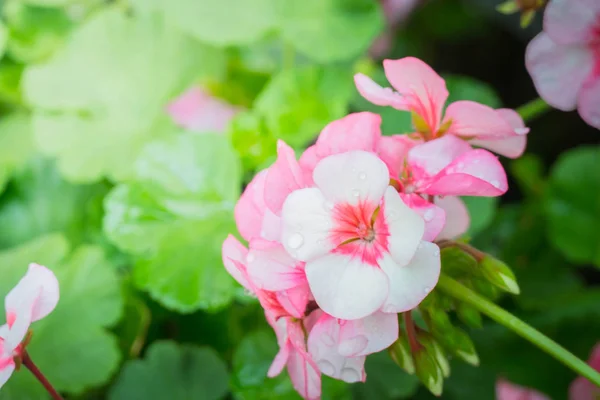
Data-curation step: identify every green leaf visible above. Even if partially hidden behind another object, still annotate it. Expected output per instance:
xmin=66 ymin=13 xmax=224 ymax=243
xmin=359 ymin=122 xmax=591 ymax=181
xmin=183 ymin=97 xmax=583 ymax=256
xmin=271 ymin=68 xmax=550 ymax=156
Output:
xmin=444 ymin=75 xmax=502 ymax=108
xmin=254 ymin=66 xmax=354 ymax=148
xmin=0 ymin=234 xmax=123 ymax=398
xmin=0 ymin=22 xmax=8 ymax=59
xmin=0 ymin=113 xmax=35 ymax=194
xmin=108 ymin=341 xmax=229 ymax=400
xmin=104 ymin=132 xmax=241 ymax=312
xmin=277 ymin=0 xmax=384 ymax=63
xmin=231 ymin=330 xmax=302 ymax=400
xmin=0 ymin=158 xmax=109 ymax=249
xmin=544 ymin=146 xmax=600 ymax=266
xmin=23 ymin=7 xmax=225 ymax=182
xmin=462 ymin=196 xmax=498 ymax=237
xmin=352 ymin=352 xmax=419 ymax=399
xmin=161 ymin=0 xmax=277 ymax=46
xmin=230 ymin=111 xmax=278 ymax=173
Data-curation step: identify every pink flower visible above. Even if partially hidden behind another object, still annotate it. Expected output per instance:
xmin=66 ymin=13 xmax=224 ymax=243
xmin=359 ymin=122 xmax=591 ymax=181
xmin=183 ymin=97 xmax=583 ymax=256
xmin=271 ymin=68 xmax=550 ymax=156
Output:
xmin=0 ymin=264 xmax=59 ymax=389
xmin=370 ymin=0 xmax=421 ymax=58
xmin=166 ymin=86 xmax=241 ymax=133
xmin=280 ymin=150 xmax=440 ymax=320
xmin=354 ymin=57 xmax=529 ymax=158
xmin=496 ymin=379 xmax=550 ymax=400
xmin=569 ymin=343 xmax=600 ymax=400
xmin=526 ymin=0 xmax=600 ymax=130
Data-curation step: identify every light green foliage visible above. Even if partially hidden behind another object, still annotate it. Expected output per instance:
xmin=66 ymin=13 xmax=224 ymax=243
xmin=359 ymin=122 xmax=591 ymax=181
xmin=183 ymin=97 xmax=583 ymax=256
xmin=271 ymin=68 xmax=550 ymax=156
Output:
xmin=104 ymin=131 xmax=241 ymax=312
xmin=0 ymin=234 xmax=123 ymax=398
xmin=0 ymin=22 xmax=7 ymax=59
xmin=0 ymin=113 xmax=35 ymax=193
xmin=23 ymin=7 xmax=225 ymax=182
xmin=108 ymin=341 xmax=229 ymax=400
xmin=545 ymin=146 xmax=600 ymax=267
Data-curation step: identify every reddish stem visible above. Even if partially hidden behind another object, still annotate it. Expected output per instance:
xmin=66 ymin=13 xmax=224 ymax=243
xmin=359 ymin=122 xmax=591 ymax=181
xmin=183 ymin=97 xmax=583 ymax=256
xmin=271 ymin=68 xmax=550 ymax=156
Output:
xmin=403 ymin=312 xmax=421 ymax=353
xmin=21 ymin=351 xmax=64 ymax=400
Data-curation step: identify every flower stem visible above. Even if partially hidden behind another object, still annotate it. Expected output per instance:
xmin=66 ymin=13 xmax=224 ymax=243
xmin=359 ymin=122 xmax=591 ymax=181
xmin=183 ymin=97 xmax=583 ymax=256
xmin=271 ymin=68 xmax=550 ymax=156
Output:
xmin=21 ymin=351 xmax=64 ymax=400
xmin=403 ymin=312 xmax=421 ymax=353
xmin=437 ymin=275 xmax=600 ymax=386
xmin=516 ymin=97 xmax=551 ymax=122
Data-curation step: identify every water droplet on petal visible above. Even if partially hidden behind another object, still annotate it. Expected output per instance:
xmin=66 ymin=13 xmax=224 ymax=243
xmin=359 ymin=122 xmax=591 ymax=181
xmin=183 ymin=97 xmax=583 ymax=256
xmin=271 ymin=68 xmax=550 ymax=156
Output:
xmin=358 ymin=172 xmax=367 ymax=180
xmin=352 ymin=189 xmax=361 ymax=197
xmin=317 ymin=360 xmax=336 ymax=376
xmin=433 ymin=248 xmax=440 ymax=257
xmin=338 ymin=336 xmax=368 ymax=356
xmin=388 ymin=210 xmax=397 ymax=221
xmin=288 ymin=233 xmax=304 ymax=249
xmin=341 ymin=368 xmax=361 ymax=383
xmin=423 ymin=209 xmax=435 ymax=222
xmin=423 ymin=286 xmax=431 ymax=294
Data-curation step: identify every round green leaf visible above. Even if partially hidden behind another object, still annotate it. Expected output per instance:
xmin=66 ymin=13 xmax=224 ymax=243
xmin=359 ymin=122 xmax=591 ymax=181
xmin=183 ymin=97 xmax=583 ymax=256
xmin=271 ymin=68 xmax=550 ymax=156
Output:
xmin=0 ymin=234 xmax=123 ymax=398
xmin=545 ymin=146 xmax=600 ymax=267
xmin=0 ymin=113 xmax=35 ymax=194
xmin=23 ymin=7 xmax=225 ymax=182
xmin=277 ymin=0 xmax=384 ymax=63
xmin=108 ymin=341 xmax=229 ymax=400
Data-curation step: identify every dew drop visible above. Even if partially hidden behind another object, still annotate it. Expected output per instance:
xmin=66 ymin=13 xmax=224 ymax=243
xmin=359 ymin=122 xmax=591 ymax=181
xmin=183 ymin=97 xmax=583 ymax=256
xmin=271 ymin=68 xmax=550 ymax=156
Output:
xmin=352 ymin=189 xmax=361 ymax=197
xmin=388 ymin=210 xmax=397 ymax=221
xmin=423 ymin=286 xmax=431 ymax=294
xmin=423 ymin=209 xmax=435 ymax=222
xmin=358 ymin=172 xmax=367 ymax=180
xmin=317 ymin=360 xmax=336 ymax=376
xmin=288 ymin=233 xmax=304 ymax=249
xmin=433 ymin=248 xmax=440 ymax=257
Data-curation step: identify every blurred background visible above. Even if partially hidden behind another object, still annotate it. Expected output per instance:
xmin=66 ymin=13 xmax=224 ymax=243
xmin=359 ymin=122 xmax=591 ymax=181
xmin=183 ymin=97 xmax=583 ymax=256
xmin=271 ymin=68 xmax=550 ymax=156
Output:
xmin=0 ymin=0 xmax=598 ymax=399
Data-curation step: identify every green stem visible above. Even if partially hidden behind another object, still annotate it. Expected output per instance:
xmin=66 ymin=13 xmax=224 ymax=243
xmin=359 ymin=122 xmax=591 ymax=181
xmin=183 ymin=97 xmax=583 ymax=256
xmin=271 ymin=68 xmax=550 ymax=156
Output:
xmin=437 ymin=275 xmax=600 ymax=386
xmin=516 ymin=97 xmax=551 ymax=122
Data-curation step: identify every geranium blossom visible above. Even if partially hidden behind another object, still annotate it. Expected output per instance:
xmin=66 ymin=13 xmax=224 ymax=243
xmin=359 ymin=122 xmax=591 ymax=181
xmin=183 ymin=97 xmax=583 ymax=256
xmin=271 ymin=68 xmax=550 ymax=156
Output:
xmin=167 ymin=86 xmax=241 ymax=133
xmin=0 ymin=264 xmax=59 ymax=389
xmin=526 ymin=0 xmax=600 ymax=130
xmin=354 ymin=57 xmax=529 ymax=158
xmin=496 ymin=379 xmax=550 ymax=400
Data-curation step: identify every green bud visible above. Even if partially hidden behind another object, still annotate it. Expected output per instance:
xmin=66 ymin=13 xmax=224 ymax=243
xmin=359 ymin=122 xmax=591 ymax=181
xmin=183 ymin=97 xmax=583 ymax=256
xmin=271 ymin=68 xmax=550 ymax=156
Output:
xmin=496 ymin=0 xmax=520 ymax=14
xmin=449 ymin=328 xmax=479 ymax=366
xmin=388 ymin=334 xmax=415 ymax=375
xmin=414 ymin=348 xmax=444 ymax=396
xmin=418 ymin=332 xmax=451 ymax=378
xmin=520 ymin=10 xmax=535 ymax=28
xmin=480 ymin=255 xmax=520 ymax=295
xmin=424 ymin=307 xmax=453 ymax=332
xmin=470 ymin=278 xmax=500 ymax=301
xmin=456 ymin=301 xmax=483 ymax=329
xmin=441 ymin=247 xmax=478 ymax=277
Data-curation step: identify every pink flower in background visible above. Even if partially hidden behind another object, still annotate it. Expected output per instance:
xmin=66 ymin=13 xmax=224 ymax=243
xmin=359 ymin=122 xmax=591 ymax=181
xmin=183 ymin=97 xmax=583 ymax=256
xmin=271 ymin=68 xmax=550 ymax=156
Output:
xmin=0 ymin=264 xmax=59 ymax=389
xmin=496 ymin=379 xmax=550 ymax=400
xmin=281 ymin=150 xmax=440 ymax=320
xmin=167 ymin=86 xmax=241 ymax=133
xmin=355 ymin=57 xmax=529 ymax=158
xmin=370 ymin=0 xmax=421 ymax=58
xmin=526 ymin=0 xmax=600 ymax=130
xmin=569 ymin=343 xmax=600 ymax=400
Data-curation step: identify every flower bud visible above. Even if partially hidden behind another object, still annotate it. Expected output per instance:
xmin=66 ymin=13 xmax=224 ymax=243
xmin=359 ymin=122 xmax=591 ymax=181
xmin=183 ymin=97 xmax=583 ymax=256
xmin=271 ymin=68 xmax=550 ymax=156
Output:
xmin=388 ymin=334 xmax=415 ymax=375
xmin=441 ymin=247 xmax=477 ymax=278
xmin=480 ymin=255 xmax=520 ymax=295
xmin=418 ymin=332 xmax=451 ymax=378
xmin=456 ymin=301 xmax=483 ymax=329
xmin=448 ymin=328 xmax=479 ymax=366
xmin=414 ymin=347 xmax=444 ymax=396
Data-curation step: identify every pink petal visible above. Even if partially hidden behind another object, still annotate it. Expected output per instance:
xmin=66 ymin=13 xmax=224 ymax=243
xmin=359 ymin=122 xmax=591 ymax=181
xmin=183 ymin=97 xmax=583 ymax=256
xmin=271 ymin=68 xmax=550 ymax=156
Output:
xmin=587 ymin=343 xmax=600 ymax=370
xmin=0 ymin=359 xmax=15 ymax=390
xmin=421 ymin=149 xmax=508 ymax=197
xmin=281 ymin=188 xmax=336 ymax=262
xmin=221 ymin=235 xmax=252 ymax=291
xmin=246 ymin=239 xmax=307 ymax=291
xmin=307 ymin=314 xmax=366 ymax=383
xmin=376 ymin=135 xmax=420 ymax=178
xmin=234 ymin=170 xmax=268 ymax=242
xmin=166 ymin=86 xmax=240 ymax=133
xmin=525 ymin=33 xmax=594 ymax=111
xmin=568 ymin=343 xmax=600 ymax=400
xmin=496 ymin=379 xmax=550 ymax=400
xmin=268 ymin=342 xmax=291 ymax=378
xmin=313 ymin=151 xmax=390 ymax=206
xmin=578 ymin=77 xmax=600 ymax=130
xmin=543 ymin=0 xmax=600 ymax=45
xmin=338 ymin=311 xmax=398 ymax=357
xmin=379 ymin=241 xmax=441 ymax=313
xmin=287 ymin=348 xmax=322 ymax=399
xmin=305 ymin=253 xmax=389 ymax=320
xmin=383 ymin=57 xmax=449 ymax=132
xmin=382 ymin=188 xmax=425 ymax=266
xmin=264 ymin=140 xmax=308 ymax=215
xmin=435 ymin=196 xmax=470 ymax=240
xmin=400 ymin=193 xmax=446 ymax=242
xmin=276 ymin=284 xmax=310 ymax=319
xmin=407 ymin=135 xmax=472 ymax=182
xmin=298 ymin=145 xmax=320 ymax=182
xmin=468 ymin=108 xmax=528 ymax=158
xmin=445 ymin=101 xmax=519 ymax=139
xmin=354 ymin=74 xmax=407 ymax=109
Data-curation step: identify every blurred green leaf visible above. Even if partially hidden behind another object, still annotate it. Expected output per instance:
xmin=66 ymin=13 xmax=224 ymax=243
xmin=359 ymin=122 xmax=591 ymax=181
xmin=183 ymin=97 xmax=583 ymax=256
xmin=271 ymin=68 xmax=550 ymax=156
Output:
xmin=161 ymin=0 xmax=277 ymax=46
xmin=444 ymin=75 xmax=502 ymax=108
xmin=0 ymin=113 xmax=35 ymax=193
xmin=230 ymin=110 xmax=278 ymax=173
xmin=23 ymin=7 xmax=225 ymax=182
xmin=104 ymin=132 xmax=241 ymax=312
xmin=0 ymin=61 xmax=23 ymax=105
xmin=0 ymin=22 xmax=7 ymax=59
xmin=255 ymin=66 xmax=354 ymax=148
xmin=544 ymin=146 xmax=600 ymax=267
xmin=108 ymin=341 xmax=229 ymax=400
xmin=462 ymin=196 xmax=498 ymax=237
xmin=510 ymin=154 xmax=545 ymax=197
xmin=0 ymin=158 xmax=109 ymax=249
xmin=352 ymin=352 xmax=419 ymax=399
xmin=277 ymin=0 xmax=384 ymax=63
xmin=0 ymin=234 xmax=123 ymax=398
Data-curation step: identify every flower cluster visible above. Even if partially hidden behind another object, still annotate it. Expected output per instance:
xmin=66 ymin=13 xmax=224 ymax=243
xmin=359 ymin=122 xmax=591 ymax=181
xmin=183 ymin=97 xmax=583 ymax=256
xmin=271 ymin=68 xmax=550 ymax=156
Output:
xmin=222 ymin=57 xmax=528 ymax=399
xmin=0 ymin=264 xmax=59 ymax=389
